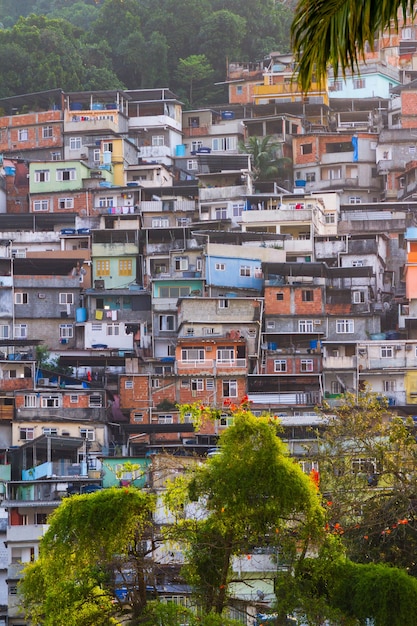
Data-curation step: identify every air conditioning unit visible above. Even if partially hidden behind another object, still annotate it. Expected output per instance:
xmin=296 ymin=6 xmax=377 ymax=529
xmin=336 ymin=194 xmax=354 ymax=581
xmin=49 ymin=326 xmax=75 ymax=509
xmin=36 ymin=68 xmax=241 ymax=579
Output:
xmin=38 ymin=293 xmax=46 ymax=299
xmin=94 ymin=280 xmax=105 ymax=289
xmin=80 ymin=153 xmax=88 ymax=160
xmin=406 ymin=344 xmax=413 ymax=351
xmin=38 ymin=378 xmax=49 ymax=386
xmin=313 ymin=320 xmax=322 ymax=325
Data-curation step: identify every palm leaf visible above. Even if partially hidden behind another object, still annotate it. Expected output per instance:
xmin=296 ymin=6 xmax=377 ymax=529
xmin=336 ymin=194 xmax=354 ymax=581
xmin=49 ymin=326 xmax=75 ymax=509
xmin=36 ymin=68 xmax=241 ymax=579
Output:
xmin=291 ymin=0 xmax=416 ymax=91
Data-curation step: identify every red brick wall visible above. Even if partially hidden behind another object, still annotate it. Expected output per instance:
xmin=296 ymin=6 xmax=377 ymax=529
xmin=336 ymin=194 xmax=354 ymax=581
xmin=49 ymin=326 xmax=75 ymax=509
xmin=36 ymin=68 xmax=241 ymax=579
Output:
xmin=0 ymin=111 xmax=63 ymax=153
xmin=401 ymin=92 xmax=417 ymax=128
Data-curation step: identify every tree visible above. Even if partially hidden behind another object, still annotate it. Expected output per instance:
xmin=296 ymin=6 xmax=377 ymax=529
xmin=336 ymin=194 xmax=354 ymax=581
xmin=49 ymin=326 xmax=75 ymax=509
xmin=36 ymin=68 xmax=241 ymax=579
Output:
xmin=291 ymin=0 xmax=411 ymax=90
xmin=175 ymin=55 xmax=214 ymax=107
xmin=166 ymin=404 xmax=325 ymax=616
xmin=19 ymin=487 xmax=155 ymax=625
xmin=239 ymin=135 xmax=292 ymax=183
xmin=312 ymin=389 xmax=417 ymax=575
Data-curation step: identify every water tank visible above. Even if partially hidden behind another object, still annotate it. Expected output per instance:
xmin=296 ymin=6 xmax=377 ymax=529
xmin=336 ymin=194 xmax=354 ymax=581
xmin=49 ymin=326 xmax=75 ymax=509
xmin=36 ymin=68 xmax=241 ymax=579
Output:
xmin=221 ymin=111 xmax=235 ymax=120
xmin=76 ymin=308 xmax=87 ymax=323
xmin=4 ymin=166 xmax=15 ymax=176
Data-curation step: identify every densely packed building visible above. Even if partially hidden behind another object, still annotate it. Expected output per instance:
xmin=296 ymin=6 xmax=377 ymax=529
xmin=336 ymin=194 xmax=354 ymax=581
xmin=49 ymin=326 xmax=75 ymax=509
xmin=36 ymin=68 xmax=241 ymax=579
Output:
xmin=3 ymin=23 xmax=417 ymax=621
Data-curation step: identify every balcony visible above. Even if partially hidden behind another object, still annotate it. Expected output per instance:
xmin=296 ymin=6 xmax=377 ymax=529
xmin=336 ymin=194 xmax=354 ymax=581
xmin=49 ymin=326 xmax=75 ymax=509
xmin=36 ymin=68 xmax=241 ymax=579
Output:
xmin=138 ymin=145 xmax=172 ymax=160
xmin=140 ymin=200 xmax=196 ymax=213
xmin=199 ymin=185 xmax=247 ymax=201
xmin=7 ymin=524 xmax=49 ymax=543
xmin=323 ymin=355 xmax=357 ymax=369
xmin=129 ymin=114 xmax=182 ymax=132
xmin=176 ymin=358 xmax=247 ymax=374
xmin=22 ymin=460 xmax=88 ymax=480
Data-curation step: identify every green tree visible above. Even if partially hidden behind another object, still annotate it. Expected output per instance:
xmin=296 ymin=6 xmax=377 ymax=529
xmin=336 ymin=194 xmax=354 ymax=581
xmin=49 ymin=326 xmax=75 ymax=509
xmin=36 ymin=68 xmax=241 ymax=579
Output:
xmin=313 ymin=389 xmax=417 ymax=574
xmin=19 ymin=487 xmax=155 ymax=625
xmin=239 ymin=135 xmax=292 ymax=183
xmin=198 ymin=10 xmax=246 ymax=76
xmin=175 ymin=55 xmax=214 ymax=107
xmin=166 ymin=406 xmax=325 ymax=616
xmin=291 ymin=0 xmax=410 ymax=89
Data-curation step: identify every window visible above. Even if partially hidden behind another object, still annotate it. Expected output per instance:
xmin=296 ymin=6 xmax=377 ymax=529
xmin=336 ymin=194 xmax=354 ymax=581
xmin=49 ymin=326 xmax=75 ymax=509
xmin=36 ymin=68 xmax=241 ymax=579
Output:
xmin=274 ymin=359 xmax=287 ymax=372
xmin=353 ymin=291 xmax=365 ymax=304
xmin=212 ymin=136 xmax=236 ymax=151
xmin=43 ymin=427 xmax=58 ymax=436
xmin=301 ymin=359 xmax=314 ymax=372
xmin=402 ymin=27 xmax=413 ymax=39
xmin=191 ymin=379 xmax=204 ymax=391
xmin=298 ymin=320 xmax=314 ymax=333
xmin=151 ymin=378 xmax=160 ymax=388
xmin=181 ymin=348 xmax=205 ymax=361
xmin=302 ymin=290 xmax=314 ymax=302
xmin=236 ymin=85 xmax=243 ymax=95
xmin=56 ymin=168 xmax=76 ymax=181
xmin=0 ymin=325 xmax=9 ymax=339
xmin=158 ymin=414 xmax=173 ymax=424
xmin=381 ymin=345 xmax=394 ymax=358
xmin=33 ymin=200 xmax=49 ymax=211
xmin=15 ymin=292 xmax=28 ymax=304
xmin=14 ymin=324 xmax=27 ymax=338
xmin=96 ymin=260 xmax=110 ymax=276
xmin=152 ymin=135 xmax=165 ymax=146
xmin=215 ymin=263 xmax=226 ymax=271
xmin=223 ymin=379 xmax=237 ymax=397
xmin=133 ymin=412 xmax=143 ymax=422
xmin=93 ymin=148 xmax=100 ymax=162
xmin=352 ymin=259 xmax=364 ymax=267
xmin=91 ymin=323 xmax=102 ymax=332
xmin=306 ymin=172 xmax=316 ymax=182
xmin=152 ymin=217 xmax=169 ymax=228
xmin=119 ymin=259 xmax=132 ymax=276
xmin=99 ymin=197 xmax=114 ymax=208
xmin=301 ymin=143 xmax=313 ymax=155
xmin=349 ymin=196 xmax=361 ymax=204
xmin=24 ymin=394 xmax=37 ymax=408
xmin=219 ymin=299 xmax=229 ymax=309
xmin=59 ymin=324 xmax=73 ymax=339
xmin=70 ymin=394 xmax=79 ymax=403
xmin=18 ymin=128 xmax=28 ymax=141
xmin=191 ymin=140 xmax=203 ymax=152
xmin=325 ymin=213 xmax=336 ymax=224
xmin=276 ymin=292 xmax=284 ymax=301
xmin=103 ymin=142 xmax=113 ymax=153
xmin=158 ymin=286 xmax=190 ymax=298
xmin=331 ymin=381 xmax=343 ymax=394
xmin=107 ymin=323 xmax=120 ymax=336
xmin=69 ymin=137 xmax=82 ymax=150
xmin=187 ymin=159 xmax=198 ymax=171
xmin=323 ymin=167 xmax=342 ymax=180
xmin=80 ymin=428 xmax=95 ymax=441
xmin=215 ymin=207 xmax=227 ymax=220
xmin=42 ymin=126 xmax=53 ymax=139
xmin=58 ymin=197 xmax=74 ymax=209
xmin=51 ymin=151 xmax=61 ymax=160
xmin=89 ymin=395 xmax=102 ymax=408
xmin=353 ymin=78 xmax=366 ymax=89
xmin=332 ymin=80 xmax=343 ymax=91
xmin=383 ymin=380 xmax=396 ymax=392
xmin=59 ymin=293 xmax=74 ymax=305
xmin=232 ymin=203 xmax=245 ymax=217
xmin=206 ymin=378 xmax=215 ymax=390
xmin=217 ymin=347 xmax=234 ymax=362
xmin=174 ymin=256 xmax=188 ymax=271
xmin=159 ymin=315 xmax=175 ymax=331
xmin=240 ymin=265 xmax=251 ymax=277
xmin=19 ymin=427 xmax=34 ymax=440
xmin=125 ymin=380 xmax=134 ymax=389
xmin=266 ymin=320 xmax=275 ymax=329
xmin=34 ymin=169 xmax=50 ymax=183
xmin=336 ymin=319 xmax=354 ymax=333
xmin=41 ymin=395 xmax=60 ymax=408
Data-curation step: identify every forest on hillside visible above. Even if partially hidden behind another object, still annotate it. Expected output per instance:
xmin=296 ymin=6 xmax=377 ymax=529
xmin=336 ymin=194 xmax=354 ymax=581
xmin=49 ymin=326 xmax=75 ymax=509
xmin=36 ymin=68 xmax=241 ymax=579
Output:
xmin=0 ymin=0 xmax=294 ymax=107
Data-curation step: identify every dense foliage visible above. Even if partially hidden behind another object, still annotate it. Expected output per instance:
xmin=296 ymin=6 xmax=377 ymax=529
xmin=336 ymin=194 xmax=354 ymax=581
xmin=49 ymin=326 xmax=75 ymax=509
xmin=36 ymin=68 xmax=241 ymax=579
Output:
xmin=0 ymin=0 xmax=294 ymax=105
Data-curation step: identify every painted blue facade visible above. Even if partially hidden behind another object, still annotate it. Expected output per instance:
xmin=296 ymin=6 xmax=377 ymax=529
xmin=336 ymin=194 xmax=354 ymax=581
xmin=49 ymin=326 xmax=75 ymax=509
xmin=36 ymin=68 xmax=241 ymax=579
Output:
xmin=329 ymin=72 xmax=400 ymax=99
xmin=207 ymin=255 xmax=263 ymax=291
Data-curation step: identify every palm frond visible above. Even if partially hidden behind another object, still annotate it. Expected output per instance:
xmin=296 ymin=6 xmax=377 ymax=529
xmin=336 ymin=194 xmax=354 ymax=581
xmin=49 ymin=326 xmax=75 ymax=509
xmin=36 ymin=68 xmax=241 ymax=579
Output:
xmin=291 ymin=0 xmax=416 ymax=91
